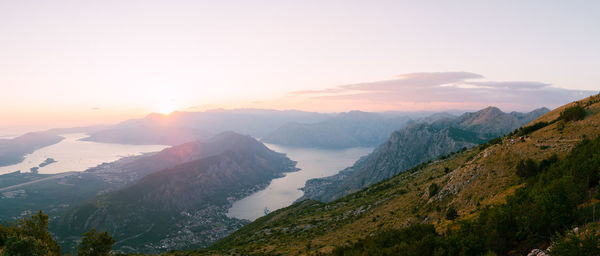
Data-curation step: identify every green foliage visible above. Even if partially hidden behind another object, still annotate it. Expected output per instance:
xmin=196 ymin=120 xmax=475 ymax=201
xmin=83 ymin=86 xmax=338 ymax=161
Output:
xmin=550 ymin=224 xmax=600 ymax=256
xmin=560 ymin=105 xmax=586 ymax=122
xmin=512 ymin=121 xmax=550 ymax=137
xmin=4 ymin=236 xmax=49 ymax=256
xmin=1 ymin=210 xmax=61 ymax=256
xmin=515 ymin=155 xmax=558 ymax=179
xmin=516 ymin=158 xmax=539 ymax=178
xmin=76 ymin=229 xmax=115 ymax=256
xmin=331 ymin=224 xmax=442 ymax=256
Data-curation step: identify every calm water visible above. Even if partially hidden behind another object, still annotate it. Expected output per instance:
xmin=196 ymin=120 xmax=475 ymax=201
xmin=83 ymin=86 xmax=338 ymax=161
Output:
xmin=227 ymin=143 xmax=373 ymax=221
xmin=0 ymin=133 xmax=168 ymax=175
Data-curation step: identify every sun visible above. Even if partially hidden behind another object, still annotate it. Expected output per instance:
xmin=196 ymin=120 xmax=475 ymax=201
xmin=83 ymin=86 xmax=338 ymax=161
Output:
xmin=157 ymin=101 xmax=176 ymax=114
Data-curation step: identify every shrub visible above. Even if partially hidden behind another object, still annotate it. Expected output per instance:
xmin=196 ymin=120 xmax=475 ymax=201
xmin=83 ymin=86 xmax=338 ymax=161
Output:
xmin=516 ymin=158 xmax=539 ymax=178
xmin=428 ymin=183 xmax=440 ymax=197
xmin=446 ymin=207 xmax=458 ymax=220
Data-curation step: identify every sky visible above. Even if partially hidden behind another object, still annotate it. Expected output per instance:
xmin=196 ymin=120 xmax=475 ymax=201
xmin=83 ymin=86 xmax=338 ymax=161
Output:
xmin=1 ymin=0 xmax=599 ymax=132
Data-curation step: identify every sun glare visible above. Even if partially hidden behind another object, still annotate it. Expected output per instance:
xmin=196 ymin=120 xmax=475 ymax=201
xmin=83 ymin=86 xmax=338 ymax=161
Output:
xmin=157 ymin=102 xmax=176 ymax=114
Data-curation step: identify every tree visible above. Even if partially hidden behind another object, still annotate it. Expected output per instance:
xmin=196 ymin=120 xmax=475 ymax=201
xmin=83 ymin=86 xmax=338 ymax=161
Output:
xmin=77 ymin=229 xmax=115 ymax=256
xmin=560 ymin=105 xmax=586 ymax=122
xmin=4 ymin=236 xmax=48 ymax=256
xmin=1 ymin=210 xmax=61 ymax=256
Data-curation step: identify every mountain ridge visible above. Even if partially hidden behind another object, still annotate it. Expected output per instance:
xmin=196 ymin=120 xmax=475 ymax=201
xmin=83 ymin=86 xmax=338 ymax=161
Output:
xmin=299 ymin=106 xmax=549 ymax=202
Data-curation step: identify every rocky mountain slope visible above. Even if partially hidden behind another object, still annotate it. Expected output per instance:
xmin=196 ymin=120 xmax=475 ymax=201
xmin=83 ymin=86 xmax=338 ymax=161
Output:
xmin=53 ymin=132 xmax=297 ymax=253
xmin=202 ymin=94 xmax=600 ymax=256
xmin=300 ymin=107 xmax=549 ymax=202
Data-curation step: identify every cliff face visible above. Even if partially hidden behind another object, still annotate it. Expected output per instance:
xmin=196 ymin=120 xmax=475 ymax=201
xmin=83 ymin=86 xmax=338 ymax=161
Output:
xmin=300 ymin=107 xmax=549 ymax=202
xmin=54 ymin=132 xmax=297 ymax=253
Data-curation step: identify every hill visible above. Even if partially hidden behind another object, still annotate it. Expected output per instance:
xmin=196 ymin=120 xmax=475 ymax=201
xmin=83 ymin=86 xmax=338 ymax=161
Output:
xmin=0 ymin=132 xmax=64 ymax=167
xmin=206 ymin=94 xmax=599 ymax=255
xmin=52 ymin=132 xmax=297 ymax=253
xmin=300 ymin=107 xmax=549 ymax=202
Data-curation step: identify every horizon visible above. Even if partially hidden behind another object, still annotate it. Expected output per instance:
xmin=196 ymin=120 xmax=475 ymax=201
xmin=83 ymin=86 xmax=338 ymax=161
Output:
xmin=1 ymin=1 xmax=599 ymax=132
xmin=0 ymin=104 xmax=557 ymax=137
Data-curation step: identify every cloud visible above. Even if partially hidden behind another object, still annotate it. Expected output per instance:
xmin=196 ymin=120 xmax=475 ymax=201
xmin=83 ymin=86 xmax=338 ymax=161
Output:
xmin=285 ymin=72 xmax=596 ymax=111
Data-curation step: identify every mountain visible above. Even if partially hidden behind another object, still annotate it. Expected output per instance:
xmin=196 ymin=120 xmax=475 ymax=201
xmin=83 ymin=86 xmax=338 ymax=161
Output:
xmin=53 ymin=132 xmax=297 ymax=253
xmin=261 ymin=111 xmax=412 ymax=148
xmin=208 ymin=94 xmax=600 ymax=255
xmin=82 ymin=109 xmax=330 ymax=145
xmin=299 ymin=107 xmax=549 ymax=202
xmin=0 ymin=132 xmax=64 ymax=167
xmin=0 ymin=131 xmax=287 ymax=224
xmin=82 ymin=109 xmax=426 ymax=147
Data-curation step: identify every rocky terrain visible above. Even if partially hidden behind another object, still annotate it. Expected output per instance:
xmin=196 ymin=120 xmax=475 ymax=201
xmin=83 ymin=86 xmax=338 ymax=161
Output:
xmin=300 ymin=106 xmax=549 ymax=202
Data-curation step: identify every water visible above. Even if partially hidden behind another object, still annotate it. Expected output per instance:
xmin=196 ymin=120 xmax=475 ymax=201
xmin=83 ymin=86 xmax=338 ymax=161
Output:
xmin=0 ymin=133 xmax=168 ymax=175
xmin=227 ymin=143 xmax=373 ymax=221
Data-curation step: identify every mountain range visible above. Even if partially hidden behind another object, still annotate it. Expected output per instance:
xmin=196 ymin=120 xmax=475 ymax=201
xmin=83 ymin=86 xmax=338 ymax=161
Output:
xmin=207 ymin=95 xmax=600 ymax=255
xmin=300 ymin=106 xmax=549 ymax=202
xmin=82 ymin=109 xmax=426 ymax=148
xmin=261 ymin=111 xmax=412 ymax=148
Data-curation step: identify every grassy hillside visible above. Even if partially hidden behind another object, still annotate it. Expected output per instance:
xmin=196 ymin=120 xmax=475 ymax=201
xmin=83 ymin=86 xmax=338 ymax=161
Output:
xmin=192 ymin=94 xmax=600 ymax=255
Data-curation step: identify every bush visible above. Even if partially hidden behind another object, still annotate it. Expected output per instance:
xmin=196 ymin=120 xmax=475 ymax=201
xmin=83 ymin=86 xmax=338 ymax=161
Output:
xmin=446 ymin=207 xmax=458 ymax=220
xmin=428 ymin=183 xmax=440 ymax=197
xmin=560 ymin=105 xmax=586 ymax=122
xmin=516 ymin=158 xmax=539 ymax=178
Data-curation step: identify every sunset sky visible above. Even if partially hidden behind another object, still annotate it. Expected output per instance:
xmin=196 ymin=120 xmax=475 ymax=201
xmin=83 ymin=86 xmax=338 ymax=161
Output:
xmin=1 ymin=1 xmax=598 ymax=132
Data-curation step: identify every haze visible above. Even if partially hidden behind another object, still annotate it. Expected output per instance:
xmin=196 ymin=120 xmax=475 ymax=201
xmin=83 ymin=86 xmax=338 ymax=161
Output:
xmin=1 ymin=0 xmax=598 ymax=131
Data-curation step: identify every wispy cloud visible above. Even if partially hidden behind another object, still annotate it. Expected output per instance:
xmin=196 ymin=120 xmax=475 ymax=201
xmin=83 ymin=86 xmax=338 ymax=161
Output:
xmin=284 ymin=72 xmax=595 ymax=111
